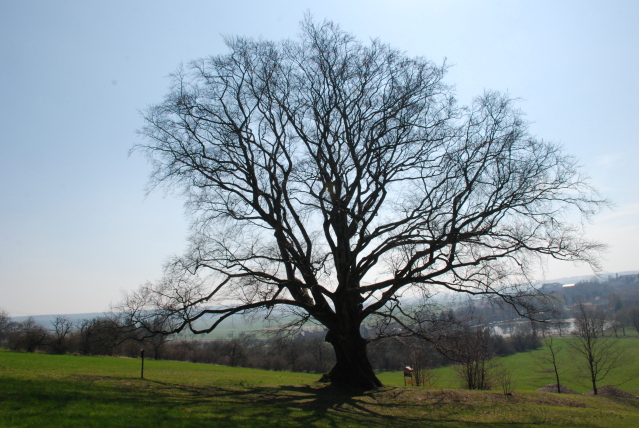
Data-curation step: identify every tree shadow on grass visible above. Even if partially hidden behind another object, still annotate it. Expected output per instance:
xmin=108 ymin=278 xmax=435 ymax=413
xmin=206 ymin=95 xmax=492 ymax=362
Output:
xmin=145 ymin=379 xmax=397 ymax=427
xmin=142 ymin=379 xmax=505 ymax=427
xmin=2 ymin=375 xmax=597 ymax=427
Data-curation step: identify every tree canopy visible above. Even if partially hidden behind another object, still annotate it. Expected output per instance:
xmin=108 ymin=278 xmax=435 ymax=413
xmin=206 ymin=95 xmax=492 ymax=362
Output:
xmin=123 ymin=18 xmax=603 ymax=389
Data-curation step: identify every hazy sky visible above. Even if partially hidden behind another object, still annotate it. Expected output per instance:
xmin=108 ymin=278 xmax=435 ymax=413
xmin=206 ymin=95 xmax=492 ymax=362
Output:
xmin=1 ymin=0 xmax=638 ymax=316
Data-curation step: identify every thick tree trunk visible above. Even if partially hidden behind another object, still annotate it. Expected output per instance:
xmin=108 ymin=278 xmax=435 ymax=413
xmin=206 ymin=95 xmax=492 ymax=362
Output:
xmin=325 ymin=329 xmax=382 ymax=390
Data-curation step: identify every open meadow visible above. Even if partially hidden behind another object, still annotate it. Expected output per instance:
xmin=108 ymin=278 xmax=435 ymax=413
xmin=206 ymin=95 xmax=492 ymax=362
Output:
xmin=2 ymin=341 xmax=639 ymax=427
xmin=379 ymin=335 xmax=639 ymax=395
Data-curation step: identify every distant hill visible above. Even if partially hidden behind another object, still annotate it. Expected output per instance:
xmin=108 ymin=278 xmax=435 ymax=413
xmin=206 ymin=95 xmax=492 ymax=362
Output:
xmin=536 ymin=270 xmax=639 ymax=286
xmin=9 ymin=311 xmax=267 ymax=338
xmin=11 ymin=270 xmax=639 ymax=329
xmin=11 ymin=312 xmax=107 ymax=325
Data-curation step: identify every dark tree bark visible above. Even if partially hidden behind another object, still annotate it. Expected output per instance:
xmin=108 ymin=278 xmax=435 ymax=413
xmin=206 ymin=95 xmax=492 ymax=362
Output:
xmin=120 ymin=16 xmax=605 ymax=389
xmin=325 ymin=326 xmax=381 ymax=389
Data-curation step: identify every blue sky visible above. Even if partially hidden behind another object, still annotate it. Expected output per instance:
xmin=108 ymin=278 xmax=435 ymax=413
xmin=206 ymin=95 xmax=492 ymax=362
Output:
xmin=1 ymin=0 xmax=638 ymax=316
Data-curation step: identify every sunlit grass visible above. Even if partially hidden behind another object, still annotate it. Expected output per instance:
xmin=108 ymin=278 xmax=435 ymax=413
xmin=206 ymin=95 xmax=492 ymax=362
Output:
xmin=2 ymin=347 xmax=639 ymax=427
xmin=378 ymin=336 xmax=639 ymax=395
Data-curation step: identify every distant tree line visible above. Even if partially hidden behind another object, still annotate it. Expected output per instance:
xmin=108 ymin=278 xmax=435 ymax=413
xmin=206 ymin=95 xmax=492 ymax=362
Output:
xmin=0 ymin=308 xmax=540 ymax=379
xmin=0 ymin=314 xmax=136 ymax=357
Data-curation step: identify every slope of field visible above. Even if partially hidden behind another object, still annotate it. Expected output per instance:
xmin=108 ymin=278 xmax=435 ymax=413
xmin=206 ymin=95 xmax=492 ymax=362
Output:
xmin=378 ymin=336 xmax=639 ymax=395
xmin=2 ymin=349 xmax=639 ymax=427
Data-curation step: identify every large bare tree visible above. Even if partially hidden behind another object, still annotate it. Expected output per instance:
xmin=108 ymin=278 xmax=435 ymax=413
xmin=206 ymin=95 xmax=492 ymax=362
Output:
xmin=123 ymin=18 xmax=603 ymax=389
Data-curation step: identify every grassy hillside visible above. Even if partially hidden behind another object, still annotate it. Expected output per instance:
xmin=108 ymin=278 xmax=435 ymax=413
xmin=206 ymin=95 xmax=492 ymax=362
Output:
xmin=2 ymin=348 xmax=639 ymax=427
xmin=378 ymin=336 xmax=639 ymax=394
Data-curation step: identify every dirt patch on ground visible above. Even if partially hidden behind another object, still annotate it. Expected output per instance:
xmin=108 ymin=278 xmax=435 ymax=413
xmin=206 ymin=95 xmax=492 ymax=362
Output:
xmin=536 ymin=383 xmax=580 ymax=394
xmin=586 ymin=385 xmax=637 ymax=399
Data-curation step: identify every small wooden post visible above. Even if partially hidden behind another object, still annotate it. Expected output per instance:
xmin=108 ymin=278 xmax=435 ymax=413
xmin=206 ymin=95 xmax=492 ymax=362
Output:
xmin=141 ymin=349 xmax=145 ymax=379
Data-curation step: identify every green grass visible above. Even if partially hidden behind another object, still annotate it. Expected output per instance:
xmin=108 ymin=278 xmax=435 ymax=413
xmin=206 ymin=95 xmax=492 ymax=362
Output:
xmin=2 ymin=347 xmax=639 ymax=427
xmin=378 ymin=335 xmax=639 ymax=395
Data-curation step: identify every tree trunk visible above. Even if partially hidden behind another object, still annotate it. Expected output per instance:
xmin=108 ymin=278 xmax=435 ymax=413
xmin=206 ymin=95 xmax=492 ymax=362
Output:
xmin=589 ymin=356 xmax=597 ymax=395
xmin=325 ymin=329 xmax=382 ymax=390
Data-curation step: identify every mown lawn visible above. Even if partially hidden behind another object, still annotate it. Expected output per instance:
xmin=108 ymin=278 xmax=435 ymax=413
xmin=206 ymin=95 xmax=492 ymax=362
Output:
xmin=2 ymin=347 xmax=639 ymax=427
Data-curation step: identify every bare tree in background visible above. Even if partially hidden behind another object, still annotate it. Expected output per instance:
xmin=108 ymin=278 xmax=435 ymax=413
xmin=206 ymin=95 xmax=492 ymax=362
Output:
xmin=139 ymin=316 xmax=172 ymax=359
xmin=12 ymin=317 xmax=48 ymax=353
xmin=536 ymin=336 xmax=566 ymax=393
xmin=554 ymin=319 xmax=570 ymax=337
xmin=122 ymin=17 xmax=604 ymax=389
xmin=77 ymin=317 xmax=121 ymax=356
xmin=0 ymin=308 xmax=9 ymax=343
xmin=569 ymin=302 xmax=629 ymax=395
xmin=447 ymin=326 xmax=496 ymax=390
xmin=495 ymin=366 xmax=516 ymax=395
xmin=50 ymin=316 xmax=72 ymax=354
xmin=222 ymin=334 xmax=249 ymax=367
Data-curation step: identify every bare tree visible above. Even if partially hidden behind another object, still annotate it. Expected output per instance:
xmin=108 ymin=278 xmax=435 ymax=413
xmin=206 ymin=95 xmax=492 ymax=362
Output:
xmin=139 ymin=316 xmax=172 ymax=359
xmin=222 ymin=335 xmax=249 ymax=367
xmin=77 ymin=317 xmax=122 ymax=356
xmin=50 ymin=316 xmax=73 ymax=354
xmin=447 ymin=326 xmax=496 ymax=390
xmin=554 ymin=319 xmax=570 ymax=337
xmin=495 ymin=366 xmax=516 ymax=395
xmin=77 ymin=318 xmax=99 ymax=355
xmin=9 ymin=317 xmax=49 ymax=352
xmin=0 ymin=308 xmax=9 ymax=343
xmin=614 ymin=311 xmax=627 ymax=336
xmin=568 ymin=302 xmax=629 ymax=395
xmin=122 ymin=17 xmax=604 ymax=389
xmin=536 ymin=336 xmax=566 ymax=393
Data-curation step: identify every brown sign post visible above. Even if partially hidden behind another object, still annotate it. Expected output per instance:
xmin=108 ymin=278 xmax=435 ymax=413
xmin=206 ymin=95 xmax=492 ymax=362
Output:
xmin=403 ymin=366 xmax=413 ymax=386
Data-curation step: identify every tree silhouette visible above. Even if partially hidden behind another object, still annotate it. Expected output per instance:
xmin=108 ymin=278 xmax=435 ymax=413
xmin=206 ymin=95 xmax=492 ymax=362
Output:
xmin=122 ymin=17 xmax=604 ymax=389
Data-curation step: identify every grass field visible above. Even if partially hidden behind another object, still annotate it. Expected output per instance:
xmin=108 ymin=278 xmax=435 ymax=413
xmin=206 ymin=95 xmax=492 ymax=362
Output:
xmin=378 ymin=336 xmax=639 ymax=395
xmin=1 ymin=340 xmax=639 ymax=427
